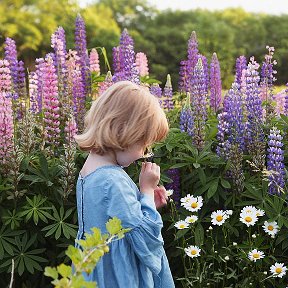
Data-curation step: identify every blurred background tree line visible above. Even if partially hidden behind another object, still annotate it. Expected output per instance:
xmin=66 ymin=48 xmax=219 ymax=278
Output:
xmin=1 ymin=0 xmax=288 ymax=89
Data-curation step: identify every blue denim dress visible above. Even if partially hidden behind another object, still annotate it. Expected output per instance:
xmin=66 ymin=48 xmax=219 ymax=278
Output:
xmin=75 ymin=164 xmax=175 ymax=288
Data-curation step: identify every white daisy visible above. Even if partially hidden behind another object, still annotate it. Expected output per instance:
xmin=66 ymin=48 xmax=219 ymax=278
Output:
xmin=166 ymin=189 xmax=174 ymax=197
xmin=248 ymin=249 xmax=265 ymax=262
xmin=256 ymin=208 xmax=265 ymax=217
xmin=185 ymin=215 xmax=198 ymax=224
xmin=270 ymin=263 xmax=287 ymax=278
xmin=240 ymin=211 xmax=258 ymax=227
xmin=263 ymin=221 xmax=279 ymax=237
xmin=182 ymin=196 xmax=203 ymax=212
xmin=184 ymin=245 xmax=201 ymax=258
xmin=174 ymin=220 xmax=189 ymax=230
xmin=241 ymin=206 xmax=258 ymax=214
xmin=180 ymin=194 xmax=194 ymax=204
xmin=225 ymin=210 xmax=233 ymax=216
xmin=211 ymin=210 xmax=228 ymax=226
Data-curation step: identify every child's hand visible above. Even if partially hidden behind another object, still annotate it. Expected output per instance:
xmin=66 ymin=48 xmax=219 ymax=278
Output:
xmin=139 ymin=162 xmax=160 ymax=196
xmin=154 ymin=185 xmax=168 ymax=209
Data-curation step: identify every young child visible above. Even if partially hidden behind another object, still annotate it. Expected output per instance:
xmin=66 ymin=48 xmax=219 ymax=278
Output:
xmin=74 ymin=81 xmax=175 ymax=287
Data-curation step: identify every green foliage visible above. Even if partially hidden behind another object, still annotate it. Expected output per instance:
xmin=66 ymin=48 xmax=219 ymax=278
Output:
xmin=44 ymin=217 xmax=130 ymax=288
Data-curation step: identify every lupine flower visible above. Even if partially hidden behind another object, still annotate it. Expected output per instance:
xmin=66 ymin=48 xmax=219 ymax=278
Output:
xmin=64 ymin=115 xmax=78 ymax=144
xmin=174 ymin=220 xmax=189 ymax=230
xmin=0 ymin=91 xmax=14 ymax=167
xmin=0 ymin=59 xmax=12 ymax=93
xmin=180 ymin=92 xmax=193 ymax=136
xmin=112 ymin=46 xmax=121 ymax=75
xmin=216 ymin=111 xmax=230 ymax=159
xmin=163 ymin=74 xmax=174 ymax=111
xmin=190 ymin=58 xmax=208 ymax=150
xmin=260 ymin=46 xmax=277 ymax=103
xmin=185 ymin=215 xmax=198 ymax=224
xmin=274 ymin=89 xmax=286 ymax=116
xmin=210 ymin=52 xmax=222 ymax=113
xmin=35 ymin=57 xmax=45 ymax=112
xmin=199 ymin=54 xmax=209 ymax=94
xmin=185 ymin=245 xmax=201 ymax=258
xmin=179 ymin=60 xmax=189 ymax=93
xmin=75 ymin=14 xmax=90 ymax=94
xmin=98 ymin=71 xmax=113 ymax=96
xmin=263 ymin=221 xmax=279 ymax=237
xmin=89 ymin=48 xmax=100 ymax=75
xmin=267 ymin=127 xmax=285 ymax=194
xmin=150 ymin=83 xmax=163 ymax=107
xmin=135 ymin=52 xmax=149 ymax=77
xmin=51 ymin=27 xmax=67 ymax=73
xmin=211 ymin=210 xmax=229 ymax=226
xmin=284 ymin=83 xmax=288 ymax=116
xmin=270 ymin=263 xmax=287 ymax=278
xmin=42 ymin=55 xmax=61 ymax=146
xmin=165 ymin=168 xmax=181 ymax=206
xmin=248 ymin=249 xmax=265 ymax=262
xmin=28 ymin=72 xmax=39 ymax=113
xmin=235 ymin=56 xmax=247 ymax=87
xmin=186 ymin=31 xmax=199 ymax=82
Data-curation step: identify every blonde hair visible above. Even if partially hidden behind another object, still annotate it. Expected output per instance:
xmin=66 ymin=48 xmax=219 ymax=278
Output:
xmin=74 ymin=81 xmax=169 ymax=154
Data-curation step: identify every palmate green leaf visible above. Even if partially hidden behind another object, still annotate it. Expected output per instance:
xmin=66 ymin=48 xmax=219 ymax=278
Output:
xmin=2 ymin=209 xmax=22 ymax=229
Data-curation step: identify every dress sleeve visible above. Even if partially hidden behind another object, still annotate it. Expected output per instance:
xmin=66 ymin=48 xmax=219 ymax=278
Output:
xmin=105 ymin=173 xmax=165 ymax=274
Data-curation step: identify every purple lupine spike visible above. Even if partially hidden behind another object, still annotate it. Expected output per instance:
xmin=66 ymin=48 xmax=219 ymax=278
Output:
xmin=164 ymin=168 xmax=181 ymax=207
xmin=198 ymin=54 xmax=209 ymax=94
xmin=284 ymin=83 xmax=288 ymax=116
xmin=75 ymin=14 xmax=90 ymax=95
xmin=89 ymin=48 xmax=100 ymax=75
xmin=112 ymin=46 xmax=121 ymax=75
xmin=4 ymin=38 xmax=18 ymax=97
xmin=42 ymin=55 xmax=61 ymax=146
xmin=51 ymin=27 xmax=67 ymax=73
xmin=64 ymin=116 xmax=78 ymax=144
xmin=180 ymin=92 xmax=193 ymax=136
xmin=28 ymin=72 xmax=39 ymax=113
xmin=245 ymin=57 xmax=264 ymax=144
xmin=267 ymin=127 xmax=285 ymax=195
xmin=135 ymin=52 xmax=149 ymax=77
xmin=216 ymin=112 xmax=231 ymax=159
xmin=260 ymin=46 xmax=277 ymax=102
xmin=35 ymin=57 xmax=45 ymax=112
xmin=187 ymin=31 xmax=199 ymax=71
xmin=225 ymin=83 xmax=245 ymax=150
xmin=150 ymin=83 xmax=163 ymax=107
xmin=235 ymin=56 xmax=247 ymax=87
xmin=0 ymin=60 xmax=12 ymax=93
xmin=190 ymin=58 xmax=208 ymax=150
xmin=179 ymin=60 xmax=189 ymax=93
xmin=210 ymin=53 xmax=222 ymax=113
xmin=163 ymin=74 xmax=174 ymax=111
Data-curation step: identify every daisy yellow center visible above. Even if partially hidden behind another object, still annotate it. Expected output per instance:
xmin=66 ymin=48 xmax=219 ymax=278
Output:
xmin=191 ymin=202 xmax=198 ymax=208
xmin=275 ymin=267 xmax=282 ymax=274
xmin=268 ymin=225 xmax=274 ymax=231
xmin=180 ymin=224 xmax=185 ymax=228
xmin=189 ymin=219 xmax=195 ymax=223
xmin=191 ymin=250 xmax=197 ymax=255
xmin=216 ymin=215 xmax=223 ymax=222
xmin=245 ymin=216 xmax=252 ymax=222
xmin=253 ymin=253 xmax=260 ymax=259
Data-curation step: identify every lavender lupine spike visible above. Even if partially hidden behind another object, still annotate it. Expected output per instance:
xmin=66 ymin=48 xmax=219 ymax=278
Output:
xmin=199 ymin=54 xmax=209 ymax=94
xmin=28 ymin=72 xmax=39 ymax=113
xmin=216 ymin=112 xmax=230 ymax=159
xmin=187 ymin=31 xmax=199 ymax=73
xmin=165 ymin=168 xmax=181 ymax=207
xmin=267 ymin=127 xmax=285 ymax=195
xmin=150 ymin=83 xmax=163 ymax=107
xmin=180 ymin=92 xmax=193 ymax=136
xmin=89 ymin=48 xmax=100 ymax=75
xmin=35 ymin=57 xmax=45 ymax=112
xmin=75 ymin=14 xmax=90 ymax=95
xmin=191 ymin=58 xmax=208 ymax=150
xmin=112 ymin=46 xmax=121 ymax=75
xmin=284 ymin=83 xmax=288 ymax=116
xmin=210 ymin=53 xmax=222 ymax=113
xmin=245 ymin=57 xmax=265 ymax=168
xmin=0 ymin=60 xmax=12 ymax=93
xmin=42 ymin=56 xmax=61 ymax=146
xmin=135 ymin=52 xmax=149 ymax=77
xmin=163 ymin=74 xmax=174 ymax=111
xmin=179 ymin=60 xmax=188 ymax=93
xmin=0 ymin=91 xmax=14 ymax=173
xmin=235 ymin=56 xmax=247 ymax=87
xmin=51 ymin=27 xmax=67 ymax=73
xmin=64 ymin=115 xmax=78 ymax=144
